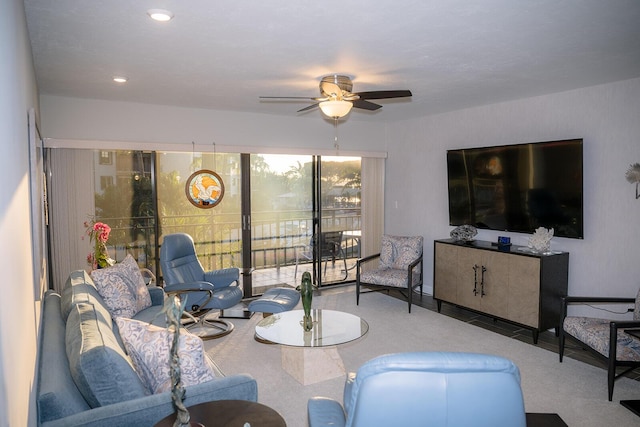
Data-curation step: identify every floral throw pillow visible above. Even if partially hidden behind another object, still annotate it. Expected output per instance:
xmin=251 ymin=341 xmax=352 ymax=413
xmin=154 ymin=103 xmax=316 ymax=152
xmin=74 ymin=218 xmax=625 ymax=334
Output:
xmin=90 ymin=254 xmax=152 ymax=319
xmin=379 ymin=235 xmax=396 ymax=269
xmin=391 ymin=236 xmax=423 ymax=270
xmin=115 ymin=317 xmax=217 ymax=394
xmin=379 ymin=235 xmax=423 ymax=270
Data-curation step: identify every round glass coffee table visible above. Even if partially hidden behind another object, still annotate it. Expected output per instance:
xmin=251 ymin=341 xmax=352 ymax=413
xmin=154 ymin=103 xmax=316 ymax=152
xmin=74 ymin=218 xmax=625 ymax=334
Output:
xmin=255 ymin=309 xmax=369 ymax=385
xmin=255 ymin=309 xmax=369 ymax=347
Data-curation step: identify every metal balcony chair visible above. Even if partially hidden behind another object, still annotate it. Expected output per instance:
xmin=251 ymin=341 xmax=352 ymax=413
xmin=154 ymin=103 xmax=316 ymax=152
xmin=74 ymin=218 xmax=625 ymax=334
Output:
xmin=294 ymin=230 xmax=348 ymax=281
xmin=159 ymin=233 xmax=242 ymax=339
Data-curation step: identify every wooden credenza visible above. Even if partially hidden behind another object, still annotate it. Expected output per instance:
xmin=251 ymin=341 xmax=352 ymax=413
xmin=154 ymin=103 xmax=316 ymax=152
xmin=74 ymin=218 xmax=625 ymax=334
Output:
xmin=433 ymin=239 xmax=569 ymax=343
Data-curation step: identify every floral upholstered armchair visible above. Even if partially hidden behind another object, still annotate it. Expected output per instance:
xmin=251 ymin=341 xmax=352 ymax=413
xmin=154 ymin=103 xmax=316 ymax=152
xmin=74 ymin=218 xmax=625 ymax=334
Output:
xmin=559 ymin=287 xmax=640 ymax=401
xmin=356 ymin=235 xmax=423 ymax=313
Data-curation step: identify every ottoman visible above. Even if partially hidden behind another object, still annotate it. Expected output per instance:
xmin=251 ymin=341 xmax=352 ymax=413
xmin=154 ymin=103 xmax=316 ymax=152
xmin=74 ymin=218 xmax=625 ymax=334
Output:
xmin=248 ymin=287 xmax=300 ymax=317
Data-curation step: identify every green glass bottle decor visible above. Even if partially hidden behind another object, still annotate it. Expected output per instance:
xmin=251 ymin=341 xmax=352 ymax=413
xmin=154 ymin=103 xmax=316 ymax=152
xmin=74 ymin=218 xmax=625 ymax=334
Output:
xmin=161 ymin=296 xmax=191 ymax=427
xmin=297 ymin=271 xmax=316 ymax=331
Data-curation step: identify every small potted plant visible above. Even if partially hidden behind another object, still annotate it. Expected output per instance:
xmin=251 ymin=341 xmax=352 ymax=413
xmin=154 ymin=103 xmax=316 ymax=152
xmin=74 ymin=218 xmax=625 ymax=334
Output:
xmin=84 ymin=219 xmax=116 ymax=269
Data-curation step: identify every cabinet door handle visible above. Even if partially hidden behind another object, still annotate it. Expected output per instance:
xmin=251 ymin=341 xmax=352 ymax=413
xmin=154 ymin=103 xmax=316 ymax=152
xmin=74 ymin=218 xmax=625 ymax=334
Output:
xmin=472 ymin=264 xmax=479 ymax=296
xmin=480 ymin=266 xmax=487 ymax=297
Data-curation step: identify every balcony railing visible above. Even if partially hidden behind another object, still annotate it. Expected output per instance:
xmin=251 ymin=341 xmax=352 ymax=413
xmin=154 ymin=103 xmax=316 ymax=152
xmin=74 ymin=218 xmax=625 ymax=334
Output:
xmin=102 ymin=207 xmax=361 ymax=280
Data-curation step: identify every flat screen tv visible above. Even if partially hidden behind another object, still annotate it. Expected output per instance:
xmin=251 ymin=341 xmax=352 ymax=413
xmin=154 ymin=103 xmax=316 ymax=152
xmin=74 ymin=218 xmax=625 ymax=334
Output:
xmin=447 ymin=138 xmax=583 ymax=239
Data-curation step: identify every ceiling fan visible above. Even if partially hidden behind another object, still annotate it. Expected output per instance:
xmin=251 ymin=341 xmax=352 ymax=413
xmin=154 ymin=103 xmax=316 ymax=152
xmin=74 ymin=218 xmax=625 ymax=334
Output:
xmin=259 ymin=74 xmax=412 ymax=118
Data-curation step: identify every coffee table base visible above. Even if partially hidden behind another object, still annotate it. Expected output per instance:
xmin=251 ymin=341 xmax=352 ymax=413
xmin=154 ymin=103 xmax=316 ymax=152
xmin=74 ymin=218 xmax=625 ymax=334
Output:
xmin=281 ymin=346 xmax=345 ymax=385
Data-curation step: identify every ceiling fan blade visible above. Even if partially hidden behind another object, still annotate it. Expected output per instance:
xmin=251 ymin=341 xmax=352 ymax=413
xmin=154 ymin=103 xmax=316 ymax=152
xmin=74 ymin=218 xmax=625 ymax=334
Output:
xmin=352 ymin=99 xmax=382 ymax=111
xmin=259 ymin=96 xmax=319 ymax=100
xmin=354 ymin=90 xmax=412 ymax=100
xmin=297 ymin=103 xmax=319 ymax=113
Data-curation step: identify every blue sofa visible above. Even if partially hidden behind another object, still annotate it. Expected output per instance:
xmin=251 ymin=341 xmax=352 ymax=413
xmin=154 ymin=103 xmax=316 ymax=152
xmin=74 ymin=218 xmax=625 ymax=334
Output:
xmin=37 ymin=270 xmax=258 ymax=427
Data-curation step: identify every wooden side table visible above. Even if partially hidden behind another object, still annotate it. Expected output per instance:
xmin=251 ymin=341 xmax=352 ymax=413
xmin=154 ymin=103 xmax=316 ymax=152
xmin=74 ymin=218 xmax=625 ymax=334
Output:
xmin=526 ymin=413 xmax=568 ymax=427
xmin=155 ymin=400 xmax=286 ymax=427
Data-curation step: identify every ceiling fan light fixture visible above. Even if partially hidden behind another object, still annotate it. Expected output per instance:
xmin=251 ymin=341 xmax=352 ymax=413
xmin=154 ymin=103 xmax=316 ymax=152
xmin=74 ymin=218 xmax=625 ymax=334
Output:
xmin=319 ymin=100 xmax=353 ymax=118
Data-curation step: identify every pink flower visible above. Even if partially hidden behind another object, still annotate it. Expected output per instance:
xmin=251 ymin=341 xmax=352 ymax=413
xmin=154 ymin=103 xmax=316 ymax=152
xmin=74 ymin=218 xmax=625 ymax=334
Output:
xmin=84 ymin=219 xmax=115 ymax=269
xmin=93 ymin=222 xmax=111 ymax=243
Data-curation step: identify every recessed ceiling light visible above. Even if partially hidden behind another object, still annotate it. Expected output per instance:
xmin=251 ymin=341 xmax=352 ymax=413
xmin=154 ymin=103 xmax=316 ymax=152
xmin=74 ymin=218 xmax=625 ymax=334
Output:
xmin=113 ymin=76 xmax=128 ymax=83
xmin=147 ymin=9 xmax=174 ymax=22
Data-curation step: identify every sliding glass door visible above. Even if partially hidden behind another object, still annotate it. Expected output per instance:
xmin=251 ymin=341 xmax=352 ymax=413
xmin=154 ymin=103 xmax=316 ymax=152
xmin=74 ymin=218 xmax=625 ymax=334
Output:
xmin=245 ymin=154 xmax=361 ymax=293
xmin=314 ymin=156 xmax=362 ymax=287
xmin=156 ymin=152 xmax=361 ymax=295
xmin=46 ymin=147 xmax=362 ymax=296
xmin=246 ymin=154 xmax=313 ymax=294
xmin=156 ymin=151 xmax=242 ymax=275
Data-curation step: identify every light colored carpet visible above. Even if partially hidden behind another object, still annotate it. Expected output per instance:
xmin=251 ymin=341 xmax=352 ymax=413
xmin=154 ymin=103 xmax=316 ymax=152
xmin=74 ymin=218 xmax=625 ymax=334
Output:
xmin=205 ymin=289 xmax=640 ymax=427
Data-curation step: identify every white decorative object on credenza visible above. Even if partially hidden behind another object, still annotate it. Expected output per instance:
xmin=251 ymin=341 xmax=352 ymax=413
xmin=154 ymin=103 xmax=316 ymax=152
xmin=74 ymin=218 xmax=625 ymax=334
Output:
xmin=528 ymin=227 xmax=554 ymax=254
xmin=450 ymin=225 xmax=478 ymax=242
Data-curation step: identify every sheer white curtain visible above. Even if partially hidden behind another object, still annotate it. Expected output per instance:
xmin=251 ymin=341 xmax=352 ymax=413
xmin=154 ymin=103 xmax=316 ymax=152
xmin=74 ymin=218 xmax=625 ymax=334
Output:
xmin=47 ymin=148 xmax=95 ymax=292
xmin=361 ymin=157 xmax=385 ymax=261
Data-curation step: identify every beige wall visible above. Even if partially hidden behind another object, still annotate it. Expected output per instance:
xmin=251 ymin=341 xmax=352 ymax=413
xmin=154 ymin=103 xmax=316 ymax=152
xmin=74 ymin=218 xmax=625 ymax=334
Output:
xmin=40 ymin=95 xmax=388 ymax=154
xmin=41 ymin=78 xmax=640 ymax=307
xmin=385 ymin=78 xmax=640 ymax=305
xmin=0 ymin=1 xmax=42 ymax=426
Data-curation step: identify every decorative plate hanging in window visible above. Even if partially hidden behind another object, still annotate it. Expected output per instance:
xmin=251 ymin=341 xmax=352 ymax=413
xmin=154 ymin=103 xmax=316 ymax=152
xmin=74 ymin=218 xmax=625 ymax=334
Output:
xmin=185 ymin=169 xmax=225 ymax=209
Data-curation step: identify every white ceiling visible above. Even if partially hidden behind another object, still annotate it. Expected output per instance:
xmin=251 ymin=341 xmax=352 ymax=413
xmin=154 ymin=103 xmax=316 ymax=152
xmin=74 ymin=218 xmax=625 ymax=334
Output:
xmin=24 ymin=0 xmax=640 ymax=122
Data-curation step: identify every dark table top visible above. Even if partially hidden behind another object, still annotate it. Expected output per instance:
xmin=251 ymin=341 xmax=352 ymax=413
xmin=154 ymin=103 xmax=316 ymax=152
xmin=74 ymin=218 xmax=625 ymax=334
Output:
xmin=154 ymin=400 xmax=286 ymax=427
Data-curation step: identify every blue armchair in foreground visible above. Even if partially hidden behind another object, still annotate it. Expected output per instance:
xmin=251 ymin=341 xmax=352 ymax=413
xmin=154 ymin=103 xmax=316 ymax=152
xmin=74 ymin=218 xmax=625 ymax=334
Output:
xmin=308 ymin=352 xmax=526 ymax=427
xmin=160 ymin=233 xmax=242 ymax=339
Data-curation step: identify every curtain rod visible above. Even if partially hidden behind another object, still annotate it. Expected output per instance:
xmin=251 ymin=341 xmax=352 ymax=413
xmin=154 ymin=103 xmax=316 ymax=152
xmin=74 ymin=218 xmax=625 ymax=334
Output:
xmin=43 ymin=138 xmax=387 ymax=158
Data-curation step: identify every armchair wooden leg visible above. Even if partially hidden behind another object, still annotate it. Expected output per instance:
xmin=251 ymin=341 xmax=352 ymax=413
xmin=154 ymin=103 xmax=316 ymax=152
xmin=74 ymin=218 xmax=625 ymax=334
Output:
xmin=608 ymin=359 xmax=616 ymax=402
xmin=608 ymin=322 xmax=619 ymax=401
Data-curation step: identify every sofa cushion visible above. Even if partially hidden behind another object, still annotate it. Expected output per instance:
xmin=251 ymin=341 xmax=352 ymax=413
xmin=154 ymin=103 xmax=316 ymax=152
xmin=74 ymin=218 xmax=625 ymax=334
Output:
xmin=66 ymin=302 xmax=148 ymax=408
xmin=90 ymin=254 xmax=152 ymax=319
xmin=38 ymin=292 xmax=90 ymax=422
xmin=360 ymin=268 xmax=423 ymax=288
xmin=60 ymin=270 xmax=109 ymax=322
xmin=116 ymin=317 xmax=217 ymax=394
xmin=563 ymin=316 xmax=640 ymax=360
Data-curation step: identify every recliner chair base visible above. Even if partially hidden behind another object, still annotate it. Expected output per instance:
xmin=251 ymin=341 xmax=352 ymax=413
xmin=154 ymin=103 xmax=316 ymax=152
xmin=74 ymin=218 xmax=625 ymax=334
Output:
xmin=182 ymin=312 xmax=235 ymax=339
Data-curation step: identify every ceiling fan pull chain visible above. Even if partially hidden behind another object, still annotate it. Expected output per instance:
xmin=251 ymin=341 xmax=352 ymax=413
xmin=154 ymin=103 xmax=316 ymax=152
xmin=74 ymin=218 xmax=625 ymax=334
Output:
xmin=191 ymin=141 xmax=196 ymax=172
xmin=334 ymin=118 xmax=340 ymax=152
xmin=212 ymin=141 xmax=217 ymax=171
